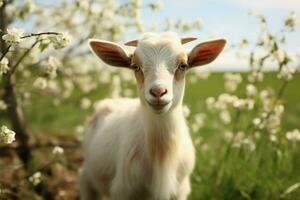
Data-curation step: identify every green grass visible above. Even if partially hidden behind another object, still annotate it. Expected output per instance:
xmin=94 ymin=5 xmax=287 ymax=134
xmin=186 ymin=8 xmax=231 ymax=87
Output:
xmin=17 ymin=72 xmax=300 ymax=199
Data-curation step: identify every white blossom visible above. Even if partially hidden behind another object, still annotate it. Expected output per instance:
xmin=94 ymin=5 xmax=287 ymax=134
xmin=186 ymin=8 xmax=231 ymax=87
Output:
xmin=0 ymin=0 xmax=3 ymax=7
xmin=277 ymin=65 xmax=296 ymax=81
xmin=182 ymin=104 xmax=190 ymax=117
xmin=76 ymin=0 xmax=89 ymax=10
xmin=205 ymin=97 xmax=215 ymax=110
xmin=47 ymin=56 xmax=61 ymax=78
xmin=0 ymin=100 xmax=7 ymax=110
xmin=253 ymin=117 xmax=263 ymax=129
xmin=33 ymin=77 xmax=47 ymax=90
xmin=0 ymin=57 xmax=9 ymax=75
xmin=22 ymin=0 xmax=37 ymax=15
xmin=232 ymin=131 xmax=245 ymax=148
xmin=2 ymin=28 xmax=24 ymax=44
xmin=194 ymin=68 xmax=210 ymax=80
xmin=270 ymin=134 xmax=277 ymax=142
xmin=149 ymin=1 xmax=163 ymax=11
xmin=29 ymin=172 xmax=42 ymax=186
xmin=0 ymin=125 xmax=16 ymax=144
xmin=80 ymin=97 xmax=92 ymax=110
xmin=285 ymin=12 xmax=297 ymax=31
xmin=246 ymin=84 xmax=257 ymax=97
xmin=52 ymin=146 xmax=64 ymax=155
xmin=248 ymin=70 xmax=264 ymax=83
xmin=224 ymin=73 xmax=242 ymax=92
xmin=297 ymin=48 xmax=300 ymax=61
xmin=51 ymin=33 xmax=72 ymax=49
xmin=242 ymin=137 xmax=256 ymax=152
xmin=75 ymin=125 xmax=84 ymax=134
xmin=191 ymin=113 xmax=206 ymax=132
xmin=286 ymin=129 xmax=300 ymax=142
xmin=274 ymin=49 xmax=286 ymax=63
xmin=219 ymin=110 xmax=231 ymax=124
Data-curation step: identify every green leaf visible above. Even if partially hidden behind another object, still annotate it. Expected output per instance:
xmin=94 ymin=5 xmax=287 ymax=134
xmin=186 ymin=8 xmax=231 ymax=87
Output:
xmin=39 ymin=43 xmax=49 ymax=52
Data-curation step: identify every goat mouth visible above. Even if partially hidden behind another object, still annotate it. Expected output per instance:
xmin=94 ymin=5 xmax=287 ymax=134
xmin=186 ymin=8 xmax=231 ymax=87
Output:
xmin=147 ymin=100 xmax=171 ymax=111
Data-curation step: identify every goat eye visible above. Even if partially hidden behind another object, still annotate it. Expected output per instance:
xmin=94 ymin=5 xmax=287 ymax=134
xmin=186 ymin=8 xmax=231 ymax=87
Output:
xmin=178 ymin=62 xmax=188 ymax=71
xmin=131 ymin=64 xmax=141 ymax=72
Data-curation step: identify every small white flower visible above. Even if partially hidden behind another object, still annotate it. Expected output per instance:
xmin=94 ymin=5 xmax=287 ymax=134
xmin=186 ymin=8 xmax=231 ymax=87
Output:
xmin=2 ymin=28 xmax=24 ymax=44
xmin=219 ymin=110 xmax=231 ymax=124
xmin=0 ymin=57 xmax=9 ymax=75
xmin=232 ymin=131 xmax=245 ymax=148
xmin=0 ymin=125 xmax=16 ymax=144
xmin=23 ymin=0 xmax=37 ymax=14
xmin=274 ymin=49 xmax=286 ymax=63
xmin=80 ymin=97 xmax=91 ymax=110
xmin=33 ymin=77 xmax=47 ymax=90
xmin=76 ymin=0 xmax=89 ymax=10
xmin=286 ymin=129 xmax=300 ymax=142
xmin=0 ymin=100 xmax=7 ymax=110
xmin=0 ymin=0 xmax=3 ymax=7
xmin=52 ymin=146 xmax=64 ymax=155
xmin=205 ymin=97 xmax=215 ymax=110
xmin=46 ymin=56 xmax=61 ymax=78
xmin=149 ymin=1 xmax=163 ymax=11
xmin=248 ymin=70 xmax=264 ymax=83
xmin=242 ymin=137 xmax=256 ymax=152
xmin=29 ymin=172 xmax=42 ymax=186
xmin=270 ymin=134 xmax=277 ymax=142
xmin=296 ymin=48 xmax=300 ymax=61
xmin=246 ymin=84 xmax=257 ymax=97
xmin=224 ymin=73 xmax=242 ymax=92
xmin=285 ymin=12 xmax=297 ymax=31
xmin=277 ymin=65 xmax=296 ymax=81
xmin=182 ymin=105 xmax=190 ymax=117
xmin=252 ymin=117 xmax=262 ymax=127
xmin=75 ymin=125 xmax=84 ymax=134
xmin=195 ymin=68 xmax=210 ymax=80
xmin=51 ymin=33 xmax=72 ymax=49
xmin=193 ymin=17 xmax=202 ymax=29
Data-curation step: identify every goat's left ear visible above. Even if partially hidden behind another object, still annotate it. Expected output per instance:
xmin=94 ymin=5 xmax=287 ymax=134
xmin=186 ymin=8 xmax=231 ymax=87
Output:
xmin=88 ymin=39 xmax=131 ymax=68
xmin=188 ymin=39 xmax=226 ymax=68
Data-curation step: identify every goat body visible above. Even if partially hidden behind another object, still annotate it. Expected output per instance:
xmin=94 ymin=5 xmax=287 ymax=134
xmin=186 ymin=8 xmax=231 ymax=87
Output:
xmin=80 ymin=32 xmax=226 ymax=200
xmin=80 ymin=98 xmax=195 ymax=200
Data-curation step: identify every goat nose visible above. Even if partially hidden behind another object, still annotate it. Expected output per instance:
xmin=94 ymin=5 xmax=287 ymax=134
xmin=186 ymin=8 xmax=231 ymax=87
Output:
xmin=150 ymin=87 xmax=167 ymax=98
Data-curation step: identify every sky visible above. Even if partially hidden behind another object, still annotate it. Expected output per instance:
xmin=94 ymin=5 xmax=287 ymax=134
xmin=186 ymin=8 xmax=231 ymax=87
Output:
xmin=137 ymin=0 xmax=300 ymax=71
xmin=32 ymin=0 xmax=300 ymax=71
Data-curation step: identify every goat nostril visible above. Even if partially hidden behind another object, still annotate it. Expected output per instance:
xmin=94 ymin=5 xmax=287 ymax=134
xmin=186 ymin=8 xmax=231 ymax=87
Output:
xmin=150 ymin=88 xmax=167 ymax=98
xmin=160 ymin=89 xmax=167 ymax=97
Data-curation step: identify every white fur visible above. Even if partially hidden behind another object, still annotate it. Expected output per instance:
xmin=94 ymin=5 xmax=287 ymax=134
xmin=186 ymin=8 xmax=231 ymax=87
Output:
xmin=80 ymin=32 xmax=195 ymax=200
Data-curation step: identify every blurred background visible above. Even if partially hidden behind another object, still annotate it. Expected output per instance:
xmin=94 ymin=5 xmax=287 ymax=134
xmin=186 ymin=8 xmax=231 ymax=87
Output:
xmin=0 ymin=0 xmax=299 ymax=199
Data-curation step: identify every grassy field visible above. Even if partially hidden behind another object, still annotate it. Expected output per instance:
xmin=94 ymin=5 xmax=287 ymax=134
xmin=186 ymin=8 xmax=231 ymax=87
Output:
xmin=9 ymin=72 xmax=300 ymax=199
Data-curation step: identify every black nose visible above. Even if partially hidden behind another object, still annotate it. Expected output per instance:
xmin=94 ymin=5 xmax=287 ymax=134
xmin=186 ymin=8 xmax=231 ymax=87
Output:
xmin=150 ymin=87 xmax=167 ymax=98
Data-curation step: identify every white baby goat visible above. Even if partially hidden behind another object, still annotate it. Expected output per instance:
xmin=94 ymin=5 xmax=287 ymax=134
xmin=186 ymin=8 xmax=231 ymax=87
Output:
xmin=80 ymin=32 xmax=226 ymax=200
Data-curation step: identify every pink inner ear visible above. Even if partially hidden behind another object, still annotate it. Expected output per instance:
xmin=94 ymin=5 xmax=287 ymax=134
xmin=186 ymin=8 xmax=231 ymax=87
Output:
xmin=188 ymin=39 xmax=226 ymax=67
xmin=90 ymin=41 xmax=131 ymax=67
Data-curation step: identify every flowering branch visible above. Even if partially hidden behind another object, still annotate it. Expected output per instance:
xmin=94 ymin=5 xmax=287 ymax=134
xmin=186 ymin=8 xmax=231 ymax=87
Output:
xmin=20 ymin=32 xmax=61 ymax=39
xmin=0 ymin=44 xmax=10 ymax=61
xmin=6 ymin=40 xmax=39 ymax=77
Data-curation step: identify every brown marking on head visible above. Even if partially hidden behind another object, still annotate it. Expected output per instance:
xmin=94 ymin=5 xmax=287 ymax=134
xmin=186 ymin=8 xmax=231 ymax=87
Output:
xmin=175 ymin=52 xmax=188 ymax=81
xmin=132 ymin=53 xmax=144 ymax=84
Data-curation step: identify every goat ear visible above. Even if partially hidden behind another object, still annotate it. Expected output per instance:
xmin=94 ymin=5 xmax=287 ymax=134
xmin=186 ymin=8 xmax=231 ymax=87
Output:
xmin=88 ymin=39 xmax=131 ymax=68
xmin=124 ymin=39 xmax=138 ymax=47
xmin=181 ymin=37 xmax=197 ymax=44
xmin=188 ymin=39 xmax=226 ymax=68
